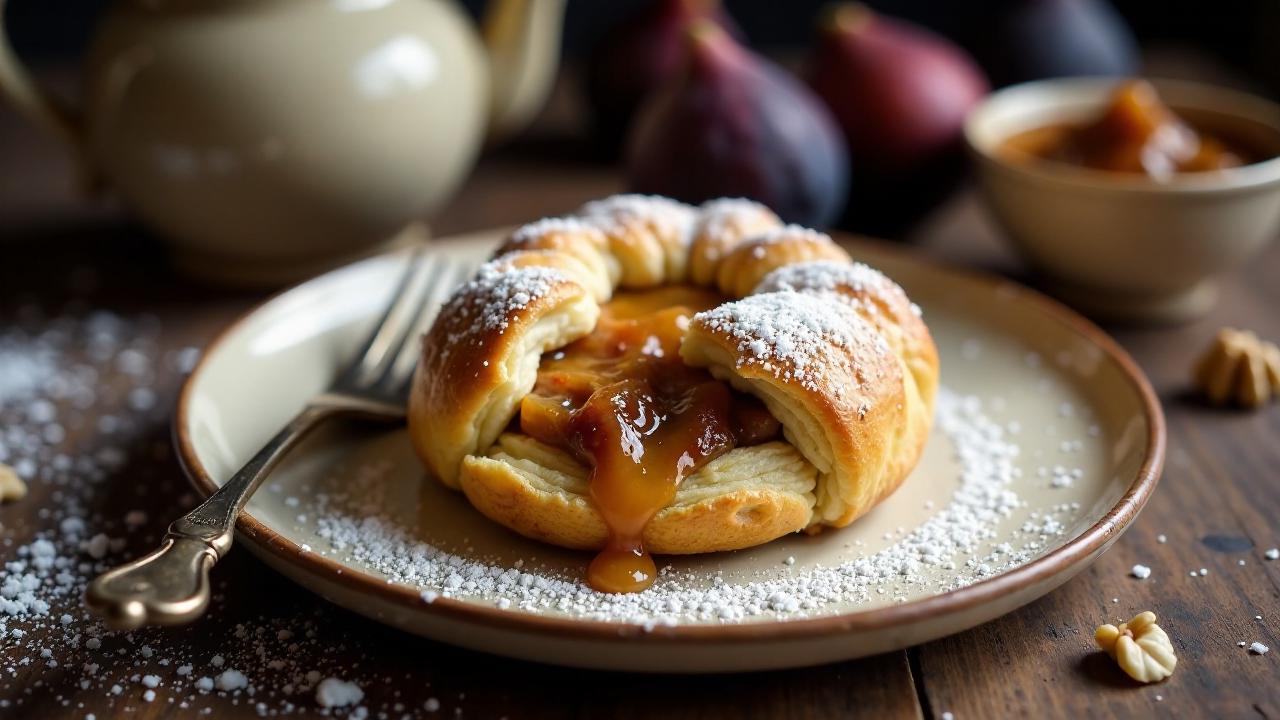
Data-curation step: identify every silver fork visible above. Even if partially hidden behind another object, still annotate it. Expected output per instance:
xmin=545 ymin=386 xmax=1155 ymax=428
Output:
xmin=85 ymin=248 xmax=472 ymax=630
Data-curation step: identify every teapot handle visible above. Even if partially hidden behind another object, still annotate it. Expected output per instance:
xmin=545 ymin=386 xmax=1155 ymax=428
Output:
xmin=0 ymin=0 xmax=93 ymax=189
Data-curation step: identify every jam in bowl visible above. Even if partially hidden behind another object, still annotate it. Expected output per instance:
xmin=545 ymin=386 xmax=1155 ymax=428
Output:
xmin=966 ymin=78 xmax=1280 ymax=323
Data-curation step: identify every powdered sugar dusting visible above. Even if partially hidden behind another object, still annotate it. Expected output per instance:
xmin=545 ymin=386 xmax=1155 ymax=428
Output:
xmin=695 ymin=198 xmax=778 ymax=245
xmin=508 ymin=216 xmax=603 ymax=246
xmin=305 ymin=388 xmax=1075 ymax=625
xmin=578 ymin=194 xmax=696 ymax=245
xmin=747 ymin=224 xmax=834 ymax=248
xmin=753 ymin=260 xmax=924 ymax=323
xmin=0 ymin=302 xmax=468 ymax=717
xmin=438 ymin=262 xmax=570 ymax=346
xmin=755 ymin=260 xmax=896 ymax=298
xmin=691 ymin=292 xmax=889 ymax=392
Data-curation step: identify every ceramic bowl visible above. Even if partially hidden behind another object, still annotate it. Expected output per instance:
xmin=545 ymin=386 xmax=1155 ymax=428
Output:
xmin=965 ymin=77 xmax=1280 ymax=323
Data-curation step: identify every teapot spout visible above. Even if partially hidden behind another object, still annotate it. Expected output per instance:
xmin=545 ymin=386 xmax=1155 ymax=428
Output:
xmin=482 ymin=0 xmax=565 ymax=145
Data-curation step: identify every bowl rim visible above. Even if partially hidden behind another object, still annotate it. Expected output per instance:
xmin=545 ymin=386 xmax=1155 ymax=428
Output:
xmin=964 ymin=76 xmax=1280 ymax=193
xmin=172 ymin=232 xmax=1167 ymax=645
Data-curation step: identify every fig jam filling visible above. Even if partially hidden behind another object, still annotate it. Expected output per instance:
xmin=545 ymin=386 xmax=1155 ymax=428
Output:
xmin=1000 ymin=80 xmax=1264 ymax=178
xmin=518 ymin=286 xmax=780 ymax=593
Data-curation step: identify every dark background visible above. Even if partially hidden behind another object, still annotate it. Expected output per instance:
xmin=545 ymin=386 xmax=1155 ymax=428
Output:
xmin=4 ymin=0 xmax=1278 ymax=96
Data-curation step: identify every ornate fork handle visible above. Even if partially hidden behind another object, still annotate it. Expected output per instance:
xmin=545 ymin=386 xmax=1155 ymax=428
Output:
xmin=85 ymin=405 xmax=335 ymax=629
xmin=85 ymin=248 xmax=447 ymax=629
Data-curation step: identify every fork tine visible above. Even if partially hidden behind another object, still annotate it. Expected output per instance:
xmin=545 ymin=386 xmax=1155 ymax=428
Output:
xmin=375 ymin=256 xmax=458 ymax=385
xmin=336 ymin=246 xmax=433 ymax=387
xmin=385 ymin=258 xmax=476 ymax=396
xmin=356 ymin=258 xmax=446 ymax=388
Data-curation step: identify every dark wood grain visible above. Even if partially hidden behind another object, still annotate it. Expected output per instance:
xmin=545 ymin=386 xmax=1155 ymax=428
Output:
xmin=1 ymin=64 xmax=1278 ymax=719
xmin=908 ymin=198 xmax=1280 ymax=719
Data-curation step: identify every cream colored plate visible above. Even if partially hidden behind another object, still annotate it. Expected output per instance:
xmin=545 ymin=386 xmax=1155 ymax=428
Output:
xmin=176 ymin=230 xmax=1164 ymax=672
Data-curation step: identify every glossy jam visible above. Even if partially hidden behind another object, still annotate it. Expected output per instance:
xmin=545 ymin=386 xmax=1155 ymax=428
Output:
xmin=519 ymin=286 xmax=780 ymax=593
xmin=1000 ymin=81 xmax=1261 ymax=180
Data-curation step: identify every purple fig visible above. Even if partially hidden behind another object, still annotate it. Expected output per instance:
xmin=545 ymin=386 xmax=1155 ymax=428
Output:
xmin=810 ymin=4 xmax=988 ymax=175
xmin=625 ymin=22 xmax=849 ymax=228
xmin=808 ymin=4 xmax=988 ymax=234
xmin=980 ymin=0 xmax=1139 ymax=86
xmin=585 ymin=0 xmax=741 ymax=156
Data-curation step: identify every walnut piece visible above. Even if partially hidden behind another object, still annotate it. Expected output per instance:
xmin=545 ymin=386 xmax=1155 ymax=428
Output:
xmin=1192 ymin=327 xmax=1280 ymax=408
xmin=0 ymin=463 xmax=27 ymax=503
xmin=1096 ymin=611 xmax=1177 ymax=683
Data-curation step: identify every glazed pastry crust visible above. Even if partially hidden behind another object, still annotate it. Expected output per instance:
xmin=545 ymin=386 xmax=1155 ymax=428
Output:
xmin=408 ymin=263 xmax=599 ymax=489
xmin=491 ymin=218 xmax=618 ymax=301
xmin=409 ymin=195 xmax=939 ymax=553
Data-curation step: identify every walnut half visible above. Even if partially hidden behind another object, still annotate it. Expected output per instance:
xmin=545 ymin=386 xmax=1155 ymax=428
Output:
xmin=1096 ymin=611 xmax=1177 ymax=683
xmin=0 ymin=463 xmax=27 ymax=503
xmin=1192 ymin=327 xmax=1280 ymax=408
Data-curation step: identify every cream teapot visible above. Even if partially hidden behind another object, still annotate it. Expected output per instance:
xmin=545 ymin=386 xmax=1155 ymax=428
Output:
xmin=0 ymin=0 xmax=564 ymax=283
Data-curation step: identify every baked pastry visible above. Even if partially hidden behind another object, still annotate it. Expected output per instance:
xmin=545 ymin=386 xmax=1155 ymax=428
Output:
xmin=409 ymin=195 xmax=938 ymax=593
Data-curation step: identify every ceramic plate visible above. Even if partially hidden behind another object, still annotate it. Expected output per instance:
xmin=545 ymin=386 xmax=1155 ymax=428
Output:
xmin=175 ymin=230 xmax=1164 ymax=672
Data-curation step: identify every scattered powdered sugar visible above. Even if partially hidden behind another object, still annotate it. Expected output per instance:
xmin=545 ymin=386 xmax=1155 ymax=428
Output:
xmin=0 ymin=256 xmax=1203 ymax=712
xmin=691 ymin=291 xmax=890 ymax=393
xmin=316 ymin=677 xmax=364 ymax=708
xmin=307 ymin=388 xmax=1077 ymax=625
xmin=214 ymin=669 xmax=248 ymax=691
xmin=0 ymin=304 xmax=456 ymax=718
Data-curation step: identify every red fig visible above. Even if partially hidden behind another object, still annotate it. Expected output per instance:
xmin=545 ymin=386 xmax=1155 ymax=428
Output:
xmin=626 ymin=23 xmax=849 ymax=228
xmin=808 ymin=4 xmax=987 ymax=234
xmin=810 ymin=3 xmax=988 ymax=176
xmin=585 ymin=0 xmax=741 ymax=156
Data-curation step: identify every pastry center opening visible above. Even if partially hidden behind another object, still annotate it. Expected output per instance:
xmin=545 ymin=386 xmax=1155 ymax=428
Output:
xmin=518 ymin=286 xmax=782 ymax=593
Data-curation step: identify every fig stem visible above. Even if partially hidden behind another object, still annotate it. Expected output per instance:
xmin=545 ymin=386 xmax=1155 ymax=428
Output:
xmin=822 ymin=2 xmax=874 ymax=34
xmin=685 ymin=17 xmax=726 ymax=44
xmin=675 ymin=0 xmax=721 ymax=15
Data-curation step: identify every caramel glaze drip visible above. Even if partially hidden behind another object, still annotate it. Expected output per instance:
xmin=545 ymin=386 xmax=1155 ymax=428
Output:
xmin=518 ymin=286 xmax=780 ymax=593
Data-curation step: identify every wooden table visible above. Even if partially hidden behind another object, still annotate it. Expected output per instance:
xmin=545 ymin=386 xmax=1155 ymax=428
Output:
xmin=2 ymin=74 xmax=1278 ymax=719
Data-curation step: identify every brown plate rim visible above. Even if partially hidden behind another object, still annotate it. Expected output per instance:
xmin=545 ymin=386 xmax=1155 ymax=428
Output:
xmin=173 ymin=232 xmax=1166 ymax=644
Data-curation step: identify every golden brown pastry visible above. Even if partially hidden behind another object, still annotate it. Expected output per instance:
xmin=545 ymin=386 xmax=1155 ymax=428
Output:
xmin=577 ymin=194 xmax=697 ymax=287
xmin=681 ymin=292 xmax=912 ymax=527
xmin=408 ymin=195 xmax=939 ymax=592
xmin=409 ymin=262 xmax=599 ymax=489
xmin=713 ymin=225 xmax=852 ymax=298
xmin=753 ymin=260 xmax=939 ymax=493
xmin=687 ymin=198 xmax=782 ymax=286
xmin=492 ymin=218 xmax=618 ymax=301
